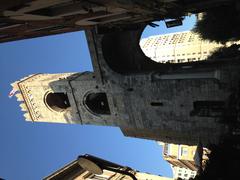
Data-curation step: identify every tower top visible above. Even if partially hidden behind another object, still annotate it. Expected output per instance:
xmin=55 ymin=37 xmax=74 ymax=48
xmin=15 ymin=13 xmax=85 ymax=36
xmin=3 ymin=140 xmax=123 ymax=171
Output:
xmin=11 ymin=73 xmax=80 ymax=123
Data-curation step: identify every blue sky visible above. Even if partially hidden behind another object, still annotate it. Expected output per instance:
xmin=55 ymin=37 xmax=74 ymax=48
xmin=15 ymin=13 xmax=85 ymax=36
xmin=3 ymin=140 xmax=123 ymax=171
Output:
xmin=0 ymin=15 xmax=195 ymax=180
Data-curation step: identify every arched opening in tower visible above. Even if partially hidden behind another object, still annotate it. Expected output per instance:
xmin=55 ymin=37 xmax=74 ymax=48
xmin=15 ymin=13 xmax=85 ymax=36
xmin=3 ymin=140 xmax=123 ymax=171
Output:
xmin=45 ymin=92 xmax=70 ymax=112
xmin=85 ymin=93 xmax=110 ymax=115
xmin=140 ymin=15 xmax=204 ymax=64
xmin=100 ymin=15 xmax=205 ymax=74
xmin=101 ymin=26 xmax=165 ymax=74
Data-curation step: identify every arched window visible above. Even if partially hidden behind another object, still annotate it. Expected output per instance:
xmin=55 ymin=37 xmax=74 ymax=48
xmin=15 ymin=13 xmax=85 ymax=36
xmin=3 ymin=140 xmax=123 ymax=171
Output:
xmin=45 ymin=92 xmax=70 ymax=112
xmin=85 ymin=93 xmax=110 ymax=115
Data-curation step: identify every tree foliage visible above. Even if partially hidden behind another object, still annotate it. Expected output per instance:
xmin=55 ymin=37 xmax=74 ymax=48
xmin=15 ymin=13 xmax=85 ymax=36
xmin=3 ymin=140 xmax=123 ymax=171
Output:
xmin=193 ymin=4 xmax=240 ymax=44
xmin=208 ymin=44 xmax=240 ymax=60
xmin=193 ymin=136 xmax=240 ymax=180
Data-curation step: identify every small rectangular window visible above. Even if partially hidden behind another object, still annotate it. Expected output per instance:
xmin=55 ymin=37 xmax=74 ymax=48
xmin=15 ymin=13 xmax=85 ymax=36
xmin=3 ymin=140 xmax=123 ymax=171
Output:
xmin=163 ymin=143 xmax=171 ymax=155
xmin=151 ymin=102 xmax=163 ymax=106
xmin=191 ymin=101 xmax=225 ymax=117
xmin=181 ymin=147 xmax=188 ymax=156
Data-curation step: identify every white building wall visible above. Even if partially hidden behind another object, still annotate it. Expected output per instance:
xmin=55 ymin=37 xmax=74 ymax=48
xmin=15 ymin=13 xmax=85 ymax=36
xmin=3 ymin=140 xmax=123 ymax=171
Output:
xmin=171 ymin=165 xmax=197 ymax=180
xmin=140 ymin=31 xmax=225 ymax=63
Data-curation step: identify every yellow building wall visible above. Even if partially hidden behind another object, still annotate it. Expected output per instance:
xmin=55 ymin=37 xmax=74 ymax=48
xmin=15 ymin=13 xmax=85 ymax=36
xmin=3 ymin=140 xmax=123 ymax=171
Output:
xmin=165 ymin=143 xmax=197 ymax=161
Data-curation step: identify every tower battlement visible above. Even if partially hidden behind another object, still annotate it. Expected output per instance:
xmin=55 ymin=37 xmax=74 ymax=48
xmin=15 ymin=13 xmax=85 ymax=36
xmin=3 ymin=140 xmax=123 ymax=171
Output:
xmin=12 ymin=73 xmax=84 ymax=123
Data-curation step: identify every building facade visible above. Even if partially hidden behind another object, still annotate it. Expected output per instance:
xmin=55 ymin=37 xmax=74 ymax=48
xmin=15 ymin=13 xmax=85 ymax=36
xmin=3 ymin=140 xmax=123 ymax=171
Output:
xmin=0 ymin=1 xmax=236 ymax=43
xmin=158 ymin=142 xmax=210 ymax=180
xmin=140 ymin=31 xmax=230 ymax=64
xmin=171 ymin=166 xmax=196 ymax=180
xmin=43 ymin=154 xmax=173 ymax=180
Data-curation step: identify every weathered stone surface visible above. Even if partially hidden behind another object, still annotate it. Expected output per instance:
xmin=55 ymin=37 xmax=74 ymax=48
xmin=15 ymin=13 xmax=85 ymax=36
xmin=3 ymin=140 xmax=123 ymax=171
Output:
xmin=13 ymin=28 xmax=240 ymax=146
xmin=8 ymin=0 xmax=240 ymax=146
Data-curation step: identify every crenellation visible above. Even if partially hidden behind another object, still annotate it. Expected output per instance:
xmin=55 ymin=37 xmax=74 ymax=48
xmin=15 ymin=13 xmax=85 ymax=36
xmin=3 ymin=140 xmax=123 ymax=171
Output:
xmin=23 ymin=113 xmax=32 ymax=121
xmin=15 ymin=93 xmax=24 ymax=101
xmin=19 ymin=103 xmax=27 ymax=112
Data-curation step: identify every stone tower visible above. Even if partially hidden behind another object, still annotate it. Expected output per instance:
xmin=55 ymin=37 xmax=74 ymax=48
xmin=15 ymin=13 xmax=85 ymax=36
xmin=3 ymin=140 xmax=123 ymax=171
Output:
xmin=5 ymin=0 xmax=240 ymax=147
xmin=11 ymin=26 xmax=240 ymax=147
xmin=12 ymin=72 xmax=119 ymax=127
xmin=12 ymin=73 xmax=78 ymax=124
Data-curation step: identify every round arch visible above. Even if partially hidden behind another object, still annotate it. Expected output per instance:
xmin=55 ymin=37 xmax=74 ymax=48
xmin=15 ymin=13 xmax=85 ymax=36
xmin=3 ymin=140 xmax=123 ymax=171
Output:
xmin=45 ymin=92 xmax=70 ymax=112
